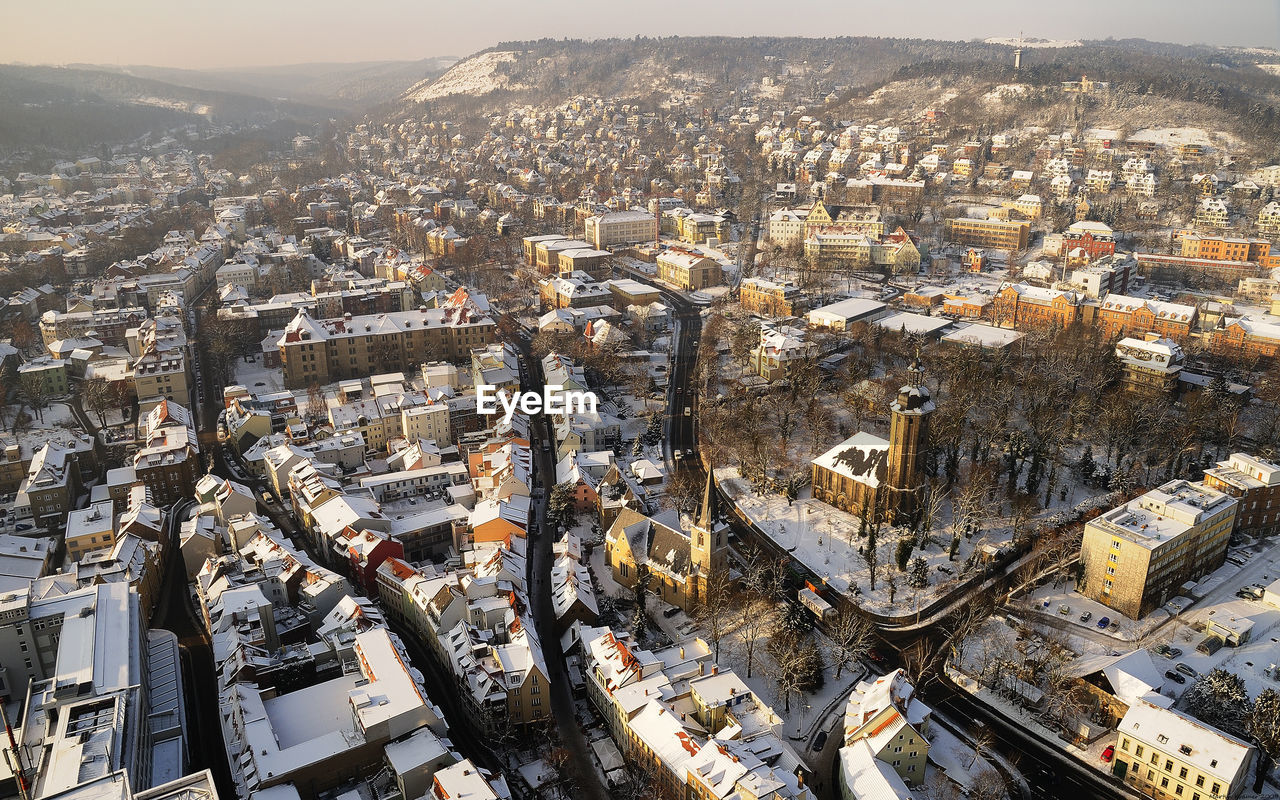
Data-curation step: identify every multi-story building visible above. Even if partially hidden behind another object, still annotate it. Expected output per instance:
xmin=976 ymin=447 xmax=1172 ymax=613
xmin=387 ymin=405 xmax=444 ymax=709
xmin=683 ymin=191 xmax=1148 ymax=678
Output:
xmin=739 ymin=277 xmax=806 ymax=317
xmin=1113 ymin=700 xmax=1255 ymax=800
xmin=1202 ymin=452 xmax=1280 ymax=538
xmin=580 ymin=626 xmax=810 ymax=800
xmin=942 ymin=217 xmax=1030 ymax=251
xmin=992 ymin=283 xmax=1082 ymax=331
xmin=65 ymin=500 xmax=116 ymax=561
xmin=584 ymin=210 xmax=657 ymax=249
xmin=841 ymin=669 xmax=931 ymax=788
xmin=1079 ymin=480 xmax=1237 ymax=618
xmin=1115 ymin=336 xmax=1184 ymax=397
xmin=132 ymin=401 xmax=199 ymax=507
xmin=1194 ymin=197 xmax=1230 ymax=229
xmin=1095 ymin=295 xmax=1198 ymax=342
xmin=750 ymin=325 xmax=818 ymax=382
xmin=1180 ymin=234 xmax=1276 ymax=266
xmin=14 ymin=442 xmax=81 ymax=528
xmin=39 ymin=307 xmax=147 ymax=348
xmin=767 ymin=207 xmax=809 ymax=247
xmin=133 ymin=346 xmax=188 ymax=409
xmin=277 ymin=289 xmax=496 ymax=389
xmin=1209 ymin=316 xmax=1280 ymax=363
xmin=1258 ymin=201 xmax=1280 ymax=235
xmin=803 ymin=201 xmax=884 ymax=239
xmin=656 ymin=249 xmax=722 ymax=291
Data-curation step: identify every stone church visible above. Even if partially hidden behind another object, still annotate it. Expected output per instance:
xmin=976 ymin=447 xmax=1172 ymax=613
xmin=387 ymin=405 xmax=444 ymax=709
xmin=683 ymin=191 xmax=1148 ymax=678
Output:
xmin=603 ymin=468 xmax=727 ymax=611
xmin=811 ymin=361 xmax=935 ymax=523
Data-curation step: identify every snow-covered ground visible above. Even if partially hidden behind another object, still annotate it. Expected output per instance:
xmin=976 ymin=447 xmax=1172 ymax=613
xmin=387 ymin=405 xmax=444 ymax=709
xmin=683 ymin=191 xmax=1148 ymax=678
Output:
xmin=403 ymin=51 xmax=527 ymax=102
xmin=233 ymin=358 xmax=287 ymax=395
xmin=716 ymin=466 xmax=991 ymax=614
xmin=984 ymin=37 xmax=1082 ymax=48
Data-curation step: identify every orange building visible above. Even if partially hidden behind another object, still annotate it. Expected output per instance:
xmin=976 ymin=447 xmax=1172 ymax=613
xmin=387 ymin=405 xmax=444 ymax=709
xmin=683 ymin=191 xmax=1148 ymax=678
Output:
xmin=1181 ymin=234 xmax=1280 ymax=269
xmin=1210 ymin=318 xmax=1280 ymax=363
xmin=1094 ymin=295 xmax=1198 ymax=342
xmin=992 ymin=283 xmax=1082 ymax=330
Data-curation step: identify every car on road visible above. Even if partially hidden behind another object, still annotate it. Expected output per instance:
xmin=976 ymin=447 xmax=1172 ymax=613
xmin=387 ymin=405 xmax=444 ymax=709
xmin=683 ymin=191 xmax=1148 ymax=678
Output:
xmin=1176 ymin=663 xmax=1196 ymax=677
xmin=1165 ymin=670 xmax=1186 ymax=684
xmin=1101 ymin=745 xmax=1115 ymax=763
xmin=1096 ymin=616 xmax=1110 ymax=628
xmin=15 ymin=523 xmax=32 ymax=531
xmin=1058 ymin=604 xmax=1070 ymax=615
xmin=812 ymin=731 xmax=828 ymax=751
xmin=662 ymin=606 xmax=681 ymax=618
xmin=684 ymin=406 xmax=691 ymax=416
xmin=1079 ymin=611 xmax=1092 ymax=623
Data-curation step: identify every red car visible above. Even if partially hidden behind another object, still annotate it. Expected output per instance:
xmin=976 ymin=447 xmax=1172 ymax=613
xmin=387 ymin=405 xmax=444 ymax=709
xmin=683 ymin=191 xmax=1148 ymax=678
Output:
xmin=1101 ymin=745 xmax=1115 ymax=763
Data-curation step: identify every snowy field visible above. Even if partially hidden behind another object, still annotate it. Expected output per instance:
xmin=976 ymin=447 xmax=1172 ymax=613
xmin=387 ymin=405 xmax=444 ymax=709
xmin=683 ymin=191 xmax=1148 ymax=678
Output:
xmin=716 ymin=467 xmax=991 ymax=614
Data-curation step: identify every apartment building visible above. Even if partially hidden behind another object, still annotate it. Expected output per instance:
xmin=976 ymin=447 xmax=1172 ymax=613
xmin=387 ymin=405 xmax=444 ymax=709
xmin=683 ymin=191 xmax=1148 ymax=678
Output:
xmin=1079 ymin=480 xmax=1237 ymax=618
xmin=1113 ymin=700 xmax=1255 ymax=800
xmin=65 ymin=500 xmax=116 ymax=561
xmin=277 ymin=289 xmax=496 ymax=389
xmin=656 ymin=250 xmax=722 ymax=291
xmin=580 ymin=626 xmax=810 ymax=800
xmin=133 ymin=347 xmax=188 ymax=409
xmin=584 ymin=210 xmax=657 ymax=249
xmin=132 ymin=401 xmax=199 ymax=506
xmin=1202 ymin=452 xmax=1280 ymax=538
xmin=1115 ymin=337 xmax=1184 ymax=397
xmin=992 ymin=283 xmax=1082 ymax=331
xmin=373 ymin=548 xmax=552 ymax=731
xmin=841 ymin=669 xmax=931 ymax=787
xmin=943 ymin=217 xmax=1030 ymax=251
xmin=739 ymin=277 xmax=806 ymax=318
xmin=1095 ymin=295 xmax=1198 ymax=342
xmin=14 ymin=442 xmax=81 ymax=528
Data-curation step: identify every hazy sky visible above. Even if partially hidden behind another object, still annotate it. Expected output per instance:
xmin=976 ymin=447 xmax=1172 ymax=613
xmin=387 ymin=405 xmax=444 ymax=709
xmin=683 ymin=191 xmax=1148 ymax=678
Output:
xmin=6 ymin=0 xmax=1278 ymax=69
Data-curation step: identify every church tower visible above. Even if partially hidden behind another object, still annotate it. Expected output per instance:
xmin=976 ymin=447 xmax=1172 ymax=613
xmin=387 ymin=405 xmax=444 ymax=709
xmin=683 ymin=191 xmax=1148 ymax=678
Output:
xmin=690 ymin=465 xmax=727 ymax=603
xmin=884 ymin=360 xmax=935 ymax=523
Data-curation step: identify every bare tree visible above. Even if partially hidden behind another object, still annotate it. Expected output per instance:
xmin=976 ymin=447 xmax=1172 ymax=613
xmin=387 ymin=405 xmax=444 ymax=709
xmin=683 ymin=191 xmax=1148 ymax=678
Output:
xmin=18 ymin=372 xmax=51 ymax=424
xmin=737 ymin=595 xmax=778 ymax=679
xmin=80 ymin=376 xmax=114 ymax=427
xmin=827 ymin=609 xmax=875 ymax=679
xmin=693 ymin=571 xmax=735 ymax=661
xmin=306 ymin=382 xmax=327 ymax=423
xmin=967 ymin=768 xmax=1006 ymax=800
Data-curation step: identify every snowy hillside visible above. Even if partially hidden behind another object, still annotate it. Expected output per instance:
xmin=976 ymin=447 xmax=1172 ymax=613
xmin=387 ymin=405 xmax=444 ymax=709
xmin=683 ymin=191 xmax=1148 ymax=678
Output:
xmin=402 ymin=50 xmax=527 ymax=102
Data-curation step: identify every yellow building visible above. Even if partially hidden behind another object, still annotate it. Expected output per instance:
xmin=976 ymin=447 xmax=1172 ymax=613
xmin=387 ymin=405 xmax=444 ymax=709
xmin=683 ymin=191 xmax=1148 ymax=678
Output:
xmin=739 ymin=278 xmax=805 ymax=318
xmin=942 ymin=217 xmax=1030 ymax=251
xmin=277 ymin=289 xmax=496 ymax=389
xmin=656 ymin=250 xmax=722 ymax=291
xmin=1078 ymin=480 xmax=1236 ymax=619
xmin=64 ymin=500 xmax=115 ymax=561
xmin=1113 ymin=701 xmax=1255 ymax=800
xmin=842 ymin=669 xmax=931 ymax=786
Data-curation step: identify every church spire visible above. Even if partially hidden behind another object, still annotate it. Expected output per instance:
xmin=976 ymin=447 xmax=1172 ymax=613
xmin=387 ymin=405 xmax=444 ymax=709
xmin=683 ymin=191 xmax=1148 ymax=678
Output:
xmin=697 ymin=463 xmax=720 ymax=531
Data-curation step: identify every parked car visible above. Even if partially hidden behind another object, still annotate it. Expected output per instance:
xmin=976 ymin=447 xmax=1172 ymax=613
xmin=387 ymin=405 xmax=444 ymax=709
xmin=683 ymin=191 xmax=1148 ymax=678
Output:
xmin=1079 ymin=611 xmax=1092 ymax=623
xmin=1154 ymin=643 xmax=1172 ymax=656
xmin=1165 ymin=670 xmax=1186 ymax=685
xmin=1058 ymin=604 xmax=1070 ymax=615
xmin=1175 ymin=663 xmax=1196 ymax=677
xmin=1096 ymin=616 xmax=1110 ymax=629
xmin=1101 ymin=745 xmax=1115 ymax=763
xmin=812 ymin=731 xmax=828 ymax=751
xmin=662 ymin=606 xmax=681 ymax=618
xmin=1164 ymin=647 xmax=1183 ymax=659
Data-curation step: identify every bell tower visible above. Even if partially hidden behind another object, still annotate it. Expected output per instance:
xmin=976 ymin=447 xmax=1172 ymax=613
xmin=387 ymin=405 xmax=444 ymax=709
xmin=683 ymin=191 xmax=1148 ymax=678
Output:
xmin=690 ymin=464 xmax=727 ymax=603
xmin=885 ymin=360 xmax=935 ymax=522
